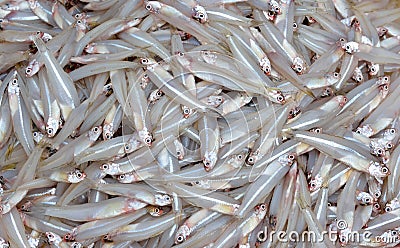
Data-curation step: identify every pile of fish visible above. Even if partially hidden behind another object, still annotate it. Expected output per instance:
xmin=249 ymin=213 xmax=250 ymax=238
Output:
xmin=1 ymin=0 xmax=400 ymax=247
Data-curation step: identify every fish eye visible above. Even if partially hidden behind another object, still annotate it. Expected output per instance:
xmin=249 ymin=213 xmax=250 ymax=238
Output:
xmin=164 ymin=195 xmax=170 ymax=201
xmin=357 ymin=76 xmax=362 ymax=82
xmin=381 ymin=167 xmax=389 ymax=174
xmin=93 ymin=127 xmax=99 ymax=132
xmin=392 ymin=230 xmax=398 ymax=236
xmin=386 ymin=143 xmax=393 ymax=149
xmin=293 ymin=23 xmax=297 ymax=28
xmin=346 ymin=45 xmax=350 ymax=50
xmin=176 ymin=151 xmax=181 ymax=155
xmin=247 ymin=156 xmax=254 ymax=164
xmin=75 ymin=13 xmax=80 ymax=18
xmin=176 ymin=235 xmax=184 ymax=243
xmin=389 ymin=128 xmax=396 ymax=134
xmin=12 ymin=78 xmax=18 ymax=84
xmin=26 ymin=68 xmax=31 ymax=74
xmin=119 ymin=175 xmax=125 ymax=180
xmin=356 ymin=129 xmax=361 ymax=134
xmin=76 ymin=172 xmax=82 ymax=178
xmin=312 ymin=128 xmax=320 ymax=133
xmin=382 ymin=84 xmax=389 ymax=90
xmin=145 ymin=137 xmax=152 ymax=144
xmin=327 ymin=202 xmax=332 ymax=207
xmin=141 ymin=58 xmax=148 ymax=64
xmin=77 ymin=20 xmax=82 ymax=25
xmin=47 ymin=128 xmax=53 ymax=134
xmin=288 ymin=154 xmax=295 ymax=160
xmin=276 ymin=95 xmax=284 ymax=102
xmin=33 ymin=132 xmax=38 ymax=137
xmin=370 ymin=67 xmax=376 ymax=72
xmin=376 ymin=148 xmax=383 ymax=155
xmin=145 ymin=4 xmax=152 ymax=10
xmin=124 ymin=144 xmax=131 ymax=151
xmin=385 ymin=206 xmax=392 ymax=212
xmin=340 ymin=38 xmax=345 ymax=42
xmin=156 ymin=90 xmax=162 ymax=96
xmin=155 ymin=208 xmax=160 ymax=213
xmin=183 ymin=108 xmax=190 ymax=114
xmin=310 ymin=182 xmax=316 ymax=188
xmin=198 ymin=13 xmax=204 ymax=19
xmin=333 ymin=72 xmax=339 ymax=77
xmin=105 ymin=133 xmax=112 ymax=139
xmin=237 ymin=154 xmax=243 ymax=159
xmin=47 ymin=233 xmax=54 ymax=239
xmin=101 ymin=164 xmax=109 ymax=170
xmin=365 ymin=198 xmax=370 ymax=203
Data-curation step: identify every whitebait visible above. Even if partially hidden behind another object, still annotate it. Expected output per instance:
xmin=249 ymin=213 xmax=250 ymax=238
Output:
xmin=94 ymin=183 xmax=173 ymax=206
xmin=42 ymin=197 xmax=147 ymax=222
xmin=7 ymin=72 xmax=35 ymax=155
xmin=237 ymin=155 xmax=296 ymax=218
xmin=30 ymin=37 xmax=78 ymax=123
xmin=39 ymin=126 xmax=102 ymax=171
xmin=48 ymin=168 xmax=86 ymax=184
xmin=293 ymin=131 xmax=390 ymax=183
